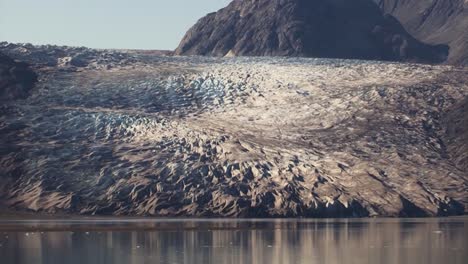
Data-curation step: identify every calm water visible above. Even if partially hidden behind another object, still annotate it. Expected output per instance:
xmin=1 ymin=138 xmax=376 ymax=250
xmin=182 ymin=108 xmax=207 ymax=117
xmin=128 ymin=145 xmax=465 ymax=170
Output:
xmin=0 ymin=218 xmax=466 ymax=264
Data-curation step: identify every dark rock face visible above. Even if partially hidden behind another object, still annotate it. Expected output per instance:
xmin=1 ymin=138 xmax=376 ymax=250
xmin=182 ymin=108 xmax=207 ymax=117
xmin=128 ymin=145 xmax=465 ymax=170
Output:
xmin=175 ymin=0 xmax=448 ymax=63
xmin=374 ymin=0 xmax=468 ymax=65
xmin=0 ymin=52 xmax=37 ymax=100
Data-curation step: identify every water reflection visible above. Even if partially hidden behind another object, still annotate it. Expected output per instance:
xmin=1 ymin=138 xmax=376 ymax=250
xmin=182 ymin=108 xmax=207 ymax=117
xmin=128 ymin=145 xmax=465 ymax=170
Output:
xmin=0 ymin=218 xmax=466 ymax=264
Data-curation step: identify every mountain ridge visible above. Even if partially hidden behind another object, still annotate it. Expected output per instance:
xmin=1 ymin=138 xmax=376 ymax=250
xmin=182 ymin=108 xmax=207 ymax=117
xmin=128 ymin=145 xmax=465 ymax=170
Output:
xmin=175 ymin=0 xmax=449 ymax=63
xmin=374 ymin=0 xmax=468 ymax=65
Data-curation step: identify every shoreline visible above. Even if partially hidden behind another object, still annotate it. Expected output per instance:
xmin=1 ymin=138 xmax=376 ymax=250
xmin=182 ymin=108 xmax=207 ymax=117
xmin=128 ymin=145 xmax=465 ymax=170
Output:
xmin=0 ymin=216 xmax=466 ymax=232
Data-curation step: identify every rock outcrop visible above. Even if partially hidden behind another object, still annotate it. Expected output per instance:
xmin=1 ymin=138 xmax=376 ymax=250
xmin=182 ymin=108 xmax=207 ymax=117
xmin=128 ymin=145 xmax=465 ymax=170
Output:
xmin=0 ymin=52 xmax=37 ymax=100
xmin=175 ymin=0 xmax=448 ymax=63
xmin=374 ymin=0 xmax=468 ymax=65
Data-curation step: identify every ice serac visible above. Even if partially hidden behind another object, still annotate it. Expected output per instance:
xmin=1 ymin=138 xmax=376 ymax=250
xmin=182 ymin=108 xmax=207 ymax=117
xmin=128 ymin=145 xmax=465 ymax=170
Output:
xmin=0 ymin=44 xmax=467 ymax=218
xmin=0 ymin=52 xmax=37 ymax=100
xmin=373 ymin=0 xmax=468 ymax=65
xmin=444 ymin=96 xmax=468 ymax=173
xmin=175 ymin=0 xmax=448 ymax=63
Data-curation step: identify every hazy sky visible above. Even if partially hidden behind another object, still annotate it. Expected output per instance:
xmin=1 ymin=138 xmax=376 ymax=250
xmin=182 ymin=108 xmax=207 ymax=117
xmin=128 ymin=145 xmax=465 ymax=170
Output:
xmin=0 ymin=0 xmax=231 ymax=50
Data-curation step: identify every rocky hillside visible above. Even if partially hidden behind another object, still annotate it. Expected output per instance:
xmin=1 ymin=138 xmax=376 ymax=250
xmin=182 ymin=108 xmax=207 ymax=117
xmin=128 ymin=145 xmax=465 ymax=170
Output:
xmin=175 ymin=0 xmax=448 ymax=63
xmin=0 ymin=52 xmax=37 ymax=101
xmin=374 ymin=0 xmax=468 ymax=65
xmin=0 ymin=45 xmax=467 ymax=217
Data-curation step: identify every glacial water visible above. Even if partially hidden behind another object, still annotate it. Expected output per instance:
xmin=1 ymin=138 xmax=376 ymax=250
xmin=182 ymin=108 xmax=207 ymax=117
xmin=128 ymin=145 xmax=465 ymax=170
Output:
xmin=0 ymin=217 xmax=466 ymax=264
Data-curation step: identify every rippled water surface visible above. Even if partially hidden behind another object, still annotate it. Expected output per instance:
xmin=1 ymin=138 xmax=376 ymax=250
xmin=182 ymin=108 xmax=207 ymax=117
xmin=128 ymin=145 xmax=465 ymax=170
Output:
xmin=0 ymin=217 xmax=466 ymax=264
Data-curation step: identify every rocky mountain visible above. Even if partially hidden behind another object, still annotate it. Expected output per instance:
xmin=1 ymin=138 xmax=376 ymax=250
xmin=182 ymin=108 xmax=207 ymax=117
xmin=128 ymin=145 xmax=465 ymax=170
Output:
xmin=373 ymin=0 xmax=468 ymax=65
xmin=0 ymin=44 xmax=467 ymax=217
xmin=175 ymin=0 xmax=448 ymax=63
xmin=0 ymin=52 xmax=37 ymax=101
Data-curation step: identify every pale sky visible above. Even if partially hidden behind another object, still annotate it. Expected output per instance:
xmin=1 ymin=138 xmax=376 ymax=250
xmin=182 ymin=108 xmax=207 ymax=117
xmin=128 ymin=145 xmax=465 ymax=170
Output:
xmin=0 ymin=0 xmax=232 ymax=50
